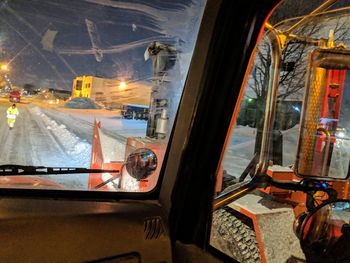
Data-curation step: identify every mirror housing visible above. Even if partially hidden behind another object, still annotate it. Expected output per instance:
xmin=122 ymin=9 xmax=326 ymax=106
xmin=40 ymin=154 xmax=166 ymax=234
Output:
xmin=125 ymin=148 xmax=157 ymax=180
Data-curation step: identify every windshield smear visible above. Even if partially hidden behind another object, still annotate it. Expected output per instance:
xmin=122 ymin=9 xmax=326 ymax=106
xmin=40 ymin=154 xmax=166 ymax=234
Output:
xmin=0 ymin=0 xmax=206 ymax=191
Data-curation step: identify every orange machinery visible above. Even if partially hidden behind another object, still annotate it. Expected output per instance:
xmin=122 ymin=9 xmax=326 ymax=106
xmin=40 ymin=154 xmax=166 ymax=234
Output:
xmin=262 ymin=50 xmax=350 ymax=218
xmin=214 ymin=46 xmax=350 ymax=263
xmin=88 ymin=120 xmax=123 ymax=190
xmin=88 ymin=120 xmax=165 ymax=192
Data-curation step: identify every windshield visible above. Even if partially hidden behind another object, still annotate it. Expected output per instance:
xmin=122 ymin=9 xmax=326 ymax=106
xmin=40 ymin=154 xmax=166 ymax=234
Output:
xmin=0 ymin=0 xmax=206 ymax=191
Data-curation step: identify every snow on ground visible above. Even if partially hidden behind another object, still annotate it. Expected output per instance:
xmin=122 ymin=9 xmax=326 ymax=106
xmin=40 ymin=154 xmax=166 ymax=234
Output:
xmin=65 ymin=97 xmax=102 ymax=109
xmin=33 ymin=104 xmax=148 ymax=190
xmin=98 ymin=128 xmax=125 ymax=162
xmin=65 ymin=111 xmax=147 ymax=138
xmin=22 ymin=103 xmax=145 ymax=190
xmin=0 ymin=102 xmax=91 ymax=189
xmin=281 ymin=125 xmax=300 ymax=166
xmin=30 ymin=106 xmax=91 ymax=168
xmin=34 ymin=92 xmax=57 ymax=101
xmin=222 ymin=125 xmax=300 ymax=178
xmin=222 ymin=126 xmax=257 ymax=178
xmin=223 ymin=123 xmax=350 ymax=180
xmin=41 ymin=106 xmax=147 ymax=139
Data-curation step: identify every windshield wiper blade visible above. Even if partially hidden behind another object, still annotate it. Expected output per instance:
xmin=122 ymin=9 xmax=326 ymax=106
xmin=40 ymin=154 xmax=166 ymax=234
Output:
xmin=0 ymin=165 xmax=120 ymax=176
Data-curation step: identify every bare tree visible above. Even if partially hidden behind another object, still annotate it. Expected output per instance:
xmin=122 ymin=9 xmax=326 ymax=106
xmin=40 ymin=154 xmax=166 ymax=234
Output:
xmin=246 ymin=13 xmax=350 ymax=126
xmin=243 ymin=5 xmax=350 ymax=163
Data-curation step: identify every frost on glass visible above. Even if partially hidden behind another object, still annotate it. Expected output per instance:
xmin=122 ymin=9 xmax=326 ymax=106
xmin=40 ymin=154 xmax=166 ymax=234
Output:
xmin=0 ymin=0 xmax=206 ymax=191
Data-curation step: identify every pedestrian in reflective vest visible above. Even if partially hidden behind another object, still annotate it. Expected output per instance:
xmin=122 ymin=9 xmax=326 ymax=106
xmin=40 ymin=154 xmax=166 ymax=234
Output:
xmin=7 ymin=104 xmax=19 ymax=129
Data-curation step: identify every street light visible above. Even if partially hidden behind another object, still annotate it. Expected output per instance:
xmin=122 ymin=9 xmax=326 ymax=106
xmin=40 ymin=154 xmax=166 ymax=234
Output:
xmin=0 ymin=64 xmax=9 ymax=71
xmin=119 ymin=81 xmax=127 ymax=91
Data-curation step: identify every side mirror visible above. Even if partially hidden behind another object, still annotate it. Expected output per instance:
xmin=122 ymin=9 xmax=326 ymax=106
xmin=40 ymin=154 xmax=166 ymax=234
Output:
xmin=125 ymin=148 xmax=158 ymax=180
xmin=295 ymin=200 xmax=350 ymax=261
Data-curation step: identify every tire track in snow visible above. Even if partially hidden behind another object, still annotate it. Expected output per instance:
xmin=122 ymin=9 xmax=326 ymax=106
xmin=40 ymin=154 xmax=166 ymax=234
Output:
xmin=0 ymin=105 xmax=69 ymax=166
xmin=0 ymin=103 xmax=89 ymax=189
xmin=0 ymin=106 xmax=33 ymax=165
xmin=30 ymin=107 xmax=91 ymax=168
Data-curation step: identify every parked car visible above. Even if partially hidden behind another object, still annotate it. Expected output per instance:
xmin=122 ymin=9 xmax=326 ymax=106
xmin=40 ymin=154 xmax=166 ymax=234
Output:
xmin=8 ymin=90 xmax=21 ymax=103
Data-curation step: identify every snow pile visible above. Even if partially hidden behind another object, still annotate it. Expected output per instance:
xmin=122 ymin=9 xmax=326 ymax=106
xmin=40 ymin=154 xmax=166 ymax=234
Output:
xmin=31 ymin=107 xmax=91 ymax=167
xmin=65 ymin=97 xmax=101 ymax=109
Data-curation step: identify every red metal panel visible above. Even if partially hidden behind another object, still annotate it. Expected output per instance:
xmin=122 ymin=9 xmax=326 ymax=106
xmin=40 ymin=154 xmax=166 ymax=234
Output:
xmin=88 ymin=120 xmax=124 ymax=190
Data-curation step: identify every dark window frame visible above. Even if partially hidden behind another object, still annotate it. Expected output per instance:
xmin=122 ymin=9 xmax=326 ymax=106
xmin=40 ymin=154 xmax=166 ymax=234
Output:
xmin=167 ymin=0 xmax=281 ymax=251
xmin=75 ymin=80 xmax=83 ymax=91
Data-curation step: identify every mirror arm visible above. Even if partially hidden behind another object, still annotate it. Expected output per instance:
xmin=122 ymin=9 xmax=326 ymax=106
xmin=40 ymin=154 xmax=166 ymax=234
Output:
xmin=269 ymin=177 xmax=338 ymax=206
xmin=213 ymin=174 xmax=338 ymax=211
xmin=213 ymin=180 xmax=256 ymax=210
xmin=213 ymin=174 xmax=274 ymax=210
xmin=269 ymin=177 xmax=335 ymax=193
xmin=238 ymin=153 xmax=259 ymax=182
xmin=93 ymin=165 xmax=124 ymax=190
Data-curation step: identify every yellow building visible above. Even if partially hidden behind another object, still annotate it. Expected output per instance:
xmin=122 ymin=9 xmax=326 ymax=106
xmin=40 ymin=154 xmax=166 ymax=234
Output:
xmin=72 ymin=76 xmax=151 ymax=108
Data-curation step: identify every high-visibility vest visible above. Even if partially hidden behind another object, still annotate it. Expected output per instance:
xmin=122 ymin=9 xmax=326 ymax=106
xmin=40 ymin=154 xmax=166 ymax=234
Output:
xmin=7 ymin=107 xmax=19 ymax=119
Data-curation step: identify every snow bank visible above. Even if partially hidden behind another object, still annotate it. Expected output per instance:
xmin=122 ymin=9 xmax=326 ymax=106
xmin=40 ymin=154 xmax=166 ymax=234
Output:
xmin=65 ymin=97 xmax=101 ymax=109
xmin=31 ymin=107 xmax=91 ymax=167
xmin=232 ymin=125 xmax=257 ymax=136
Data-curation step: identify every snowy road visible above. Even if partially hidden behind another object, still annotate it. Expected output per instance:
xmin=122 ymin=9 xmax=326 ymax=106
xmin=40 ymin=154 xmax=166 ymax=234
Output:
xmin=0 ymin=104 xmax=68 ymax=166
xmin=0 ymin=99 xmax=149 ymax=189
xmin=0 ymin=101 xmax=90 ymax=188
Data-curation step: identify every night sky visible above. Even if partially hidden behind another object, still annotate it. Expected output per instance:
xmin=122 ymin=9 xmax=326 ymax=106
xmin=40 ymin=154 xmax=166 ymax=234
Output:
xmin=0 ymin=0 xmax=204 ymax=90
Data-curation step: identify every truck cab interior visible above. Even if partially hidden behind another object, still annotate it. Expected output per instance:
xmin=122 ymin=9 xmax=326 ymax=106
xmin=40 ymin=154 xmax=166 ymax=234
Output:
xmin=1 ymin=0 xmax=350 ymax=262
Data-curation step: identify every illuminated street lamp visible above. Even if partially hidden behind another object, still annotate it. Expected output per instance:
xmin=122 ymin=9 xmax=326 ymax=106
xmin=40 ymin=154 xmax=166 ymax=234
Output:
xmin=119 ymin=81 xmax=127 ymax=91
xmin=0 ymin=64 xmax=9 ymax=71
